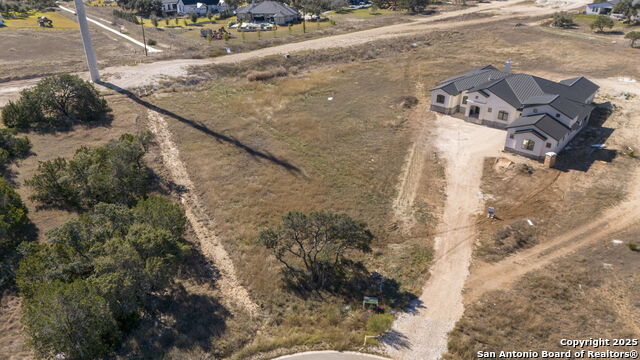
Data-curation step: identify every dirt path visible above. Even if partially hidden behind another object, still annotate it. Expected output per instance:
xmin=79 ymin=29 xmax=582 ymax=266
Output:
xmin=464 ymin=165 xmax=640 ymax=303
xmin=0 ymin=0 xmax=589 ymax=106
xmin=464 ymin=78 xmax=640 ymax=304
xmin=384 ymin=115 xmax=505 ymax=360
xmin=146 ymin=110 xmax=259 ymax=315
xmin=392 ymin=83 xmax=432 ymax=232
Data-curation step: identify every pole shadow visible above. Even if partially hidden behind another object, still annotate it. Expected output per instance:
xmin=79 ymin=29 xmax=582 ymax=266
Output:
xmin=98 ymin=81 xmax=302 ymax=175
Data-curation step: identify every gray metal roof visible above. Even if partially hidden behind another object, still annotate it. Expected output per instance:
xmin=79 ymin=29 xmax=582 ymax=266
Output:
xmin=181 ymin=0 xmax=219 ymax=5
xmin=237 ymin=1 xmax=299 ymax=16
xmin=432 ymin=65 xmax=510 ymax=96
xmin=507 ymin=114 xmax=571 ymax=141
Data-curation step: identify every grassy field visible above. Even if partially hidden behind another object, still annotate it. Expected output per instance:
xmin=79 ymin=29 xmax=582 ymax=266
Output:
xmin=0 ymin=11 xmax=78 ymax=30
xmin=141 ymin=54 xmax=444 ymax=357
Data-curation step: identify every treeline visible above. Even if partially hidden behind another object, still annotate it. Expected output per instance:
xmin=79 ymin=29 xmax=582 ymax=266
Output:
xmin=113 ymin=8 xmax=140 ymax=24
xmin=18 ymin=196 xmax=190 ymax=359
xmin=0 ymin=0 xmax=56 ymax=14
xmin=17 ymin=134 xmax=193 ymax=359
xmin=371 ymin=0 xmax=432 ymax=12
xmin=0 ymin=130 xmax=32 ymax=290
xmin=115 ymin=0 xmax=160 ymax=15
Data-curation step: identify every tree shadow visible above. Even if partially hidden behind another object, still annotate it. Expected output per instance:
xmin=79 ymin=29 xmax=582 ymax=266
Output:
xmin=120 ymin=284 xmax=228 ymax=357
xmin=281 ymin=259 xmax=417 ymax=311
xmin=98 ymin=81 xmax=303 ymax=176
xmin=380 ymin=329 xmax=412 ymax=350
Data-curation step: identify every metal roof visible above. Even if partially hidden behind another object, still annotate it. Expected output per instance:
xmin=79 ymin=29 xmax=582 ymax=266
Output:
xmin=237 ymin=1 xmax=299 ymax=16
xmin=432 ymin=65 xmax=510 ymax=96
xmin=507 ymin=114 xmax=571 ymax=141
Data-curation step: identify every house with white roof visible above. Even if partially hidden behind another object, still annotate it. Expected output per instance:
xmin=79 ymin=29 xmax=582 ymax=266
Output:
xmin=430 ymin=63 xmax=600 ymax=161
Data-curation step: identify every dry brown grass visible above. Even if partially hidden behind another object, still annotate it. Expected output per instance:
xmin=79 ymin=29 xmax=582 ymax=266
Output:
xmin=445 ymin=226 xmax=640 ymax=360
xmin=4 ymin=17 xmax=640 ymax=359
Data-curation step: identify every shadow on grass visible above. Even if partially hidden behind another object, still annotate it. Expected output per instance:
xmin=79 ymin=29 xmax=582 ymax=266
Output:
xmin=120 ymin=283 xmax=229 ymax=357
xmin=99 ymin=81 xmax=303 ymax=175
xmin=381 ymin=329 xmax=412 ymax=350
xmin=281 ymin=260 xmax=417 ymax=310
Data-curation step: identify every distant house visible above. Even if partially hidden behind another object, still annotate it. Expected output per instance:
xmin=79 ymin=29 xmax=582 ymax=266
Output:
xmin=162 ymin=0 xmax=222 ymax=14
xmin=236 ymin=1 xmax=300 ymax=25
xmin=182 ymin=0 xmax=222 ymax=14
xmin=585 ymin=0 xmax=620 ymax=15
xmin=585 ymin=0 xmax=639 ymax=16
xmin=430 ymin=63 xmax=599 ymax=161
xmin=161 ymin=0 xmax=181 ymax=14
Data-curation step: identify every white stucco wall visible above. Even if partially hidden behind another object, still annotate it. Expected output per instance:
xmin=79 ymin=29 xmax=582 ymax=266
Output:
xmin=431 ymin=89 xmax=455 ymax=109
xmin=505 ymin=129 xmax=557 ymax=158
xmin=464 ymin=90 xmax=519 ymax=125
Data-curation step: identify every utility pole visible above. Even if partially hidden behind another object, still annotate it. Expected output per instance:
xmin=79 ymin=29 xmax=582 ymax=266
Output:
xmin=73 ymin=0 xmax=100 ymax=82
xmin=139 ymin=17 xmax=148 ymax=56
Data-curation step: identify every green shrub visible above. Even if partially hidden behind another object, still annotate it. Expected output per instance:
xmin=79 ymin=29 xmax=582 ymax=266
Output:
xmin=17 ymin=197 xmax=190 ymax=357
xmin=1 ymin=74 xmax=111 ymax=130
xmin=22 ymin=280 xmax=120 ymax=360
xmin=629 ymin=242 xmax=639 ymax=252
xmin=112 ymin=9 xmax=139 ymax=24
xmin=27 ymin=133 xmax=153 ymax=210
xmin=366 ymin=313 xmax=394 ymax=335
xmin=147 ymin=38 xmax=157 ymax=45
xmin=0 ymin=129 xmax=31 ymax=169
xmin=590 ymin=15 xmax=614 ymax=32
xmin=0 ymin=177 xmax=33 ymax=289
xmin=551 ymin=11 xmax=576 ymax=28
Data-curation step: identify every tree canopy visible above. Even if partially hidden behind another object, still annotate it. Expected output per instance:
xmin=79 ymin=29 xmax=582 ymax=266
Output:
xmin=0 ymin=0 xmax=56 ymax=13
xmin=115 ymin=0 xmax=161 ymax=15
xmin=0 ymin=177 xmax=33 ymax=290
xmin=626 ymin=31 xmax=640 ymax=47
xmin=590 ymin=14 xmax=614 ymax=32
xmin=1 ymin=74 xmax=110 ymax=130
xmin=18 ymin=197 xmax=190 ymax=359
xmin=27 ymin=133 xmax=153 ymax=210
xmin=258 ymin=211 xmax=373 ymax=291
xmin=551 ymin=11 xmax=576 ymax=28
xmin=613 ymin=0 xmax=639 ymax=23
xmin=0 ymin=128 xmax=31 ymax=171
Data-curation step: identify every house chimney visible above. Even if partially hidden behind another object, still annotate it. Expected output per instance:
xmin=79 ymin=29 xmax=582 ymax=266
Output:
xmin=505 ymin=60 xmax=512 ymax=73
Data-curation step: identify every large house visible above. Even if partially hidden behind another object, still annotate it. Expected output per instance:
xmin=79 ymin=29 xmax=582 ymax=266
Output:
xmin=236 ymin=1 xmax=300 ymax=25
xmin=161 ymin=0 xmax=223 ymax=14
xmin=430 ymin=63 xmax=599 ymax=160
xmin=585 ymin=0 xmax=639 ymax=16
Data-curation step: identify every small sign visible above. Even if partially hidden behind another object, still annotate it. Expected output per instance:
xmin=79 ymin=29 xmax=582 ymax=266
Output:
xmin=363 ymin=296 xmax=379 ymax=306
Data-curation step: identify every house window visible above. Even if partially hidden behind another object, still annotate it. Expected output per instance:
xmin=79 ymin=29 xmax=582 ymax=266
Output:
xmin=436 ymin=94 xmax=445 ymax=104
xmin=462 ymin=96 xmax=468 ymax=105
xmin=475 ymin=96 xmax=479 ymax=99
xmin=522 ymin=139 xmax=535 ymax=151
xmin=533 ymin=108 xmax=539 ymax=113
xmin=509 ymin=133 xmax=514 ymax=139
xmin=546 ymin=142 xmax=552 ymax=148
xmin=555 ymin=113 xmax=560 ymax=118
xmin=488 ymin=107 xmax=492 ymax=113
xmin=498 ymin=111 xmax=509 ymax=121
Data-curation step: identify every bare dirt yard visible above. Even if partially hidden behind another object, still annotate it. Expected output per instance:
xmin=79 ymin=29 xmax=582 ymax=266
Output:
xmin=2 ymin=6 xmax=640 ymax=360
